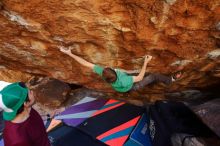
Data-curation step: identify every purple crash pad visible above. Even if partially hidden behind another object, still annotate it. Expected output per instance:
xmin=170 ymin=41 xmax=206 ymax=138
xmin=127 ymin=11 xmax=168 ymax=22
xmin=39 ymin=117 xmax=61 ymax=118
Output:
xmin=55 ymin=97 xmax=108 ymax=127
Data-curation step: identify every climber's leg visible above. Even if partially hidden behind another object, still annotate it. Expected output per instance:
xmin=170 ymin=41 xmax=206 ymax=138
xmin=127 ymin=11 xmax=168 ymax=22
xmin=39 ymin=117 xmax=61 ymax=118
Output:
xmin=131 ymin=73 xmax=172 ymax=91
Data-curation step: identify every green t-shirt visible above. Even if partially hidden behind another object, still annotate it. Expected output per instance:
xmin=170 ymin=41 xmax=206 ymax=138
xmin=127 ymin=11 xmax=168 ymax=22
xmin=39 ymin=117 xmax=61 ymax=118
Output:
xmin=93 ymin=65 xmax=134 ymax=92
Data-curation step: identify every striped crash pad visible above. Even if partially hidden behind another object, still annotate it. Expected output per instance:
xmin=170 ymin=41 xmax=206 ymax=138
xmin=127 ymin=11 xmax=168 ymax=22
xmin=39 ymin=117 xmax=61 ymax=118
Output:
xmin=48 ymin=124 xmax=107 ymax=146
xmin=124 ymin=113 xmax=152 ymax=146
xmin=78 ymin=99 xmax=144 ymax=146
xmin=47 ymin=97 xmax=108 ymax=131
xmin=0 ymin=139 xmax=3 ymax=146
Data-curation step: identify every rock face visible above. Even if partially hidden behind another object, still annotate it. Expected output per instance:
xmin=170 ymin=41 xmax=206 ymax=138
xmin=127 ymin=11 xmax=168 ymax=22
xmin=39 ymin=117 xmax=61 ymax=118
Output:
xmin=0 ymin=68 xmax=32 ymax=82
xmin=0 ymin=0 xmax=220 ymax=98
xmin=192 ymin=98 xmax=220 ymax=137
xmin=27 ymin=77 xmax=71 ymax=107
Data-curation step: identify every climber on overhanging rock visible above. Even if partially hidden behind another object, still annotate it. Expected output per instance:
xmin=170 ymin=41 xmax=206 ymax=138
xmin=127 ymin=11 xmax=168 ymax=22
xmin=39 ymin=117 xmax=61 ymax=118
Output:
xmin=60 ymin=48 xmax=182 ymax=93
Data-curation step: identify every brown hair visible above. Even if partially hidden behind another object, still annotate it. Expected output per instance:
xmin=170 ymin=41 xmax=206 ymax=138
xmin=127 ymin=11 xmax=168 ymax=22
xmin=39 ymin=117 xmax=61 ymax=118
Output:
xmin=102 ymin=68 xmax=117 ymax=83
xmin=16 ymin=82 xmax=30 ymax=115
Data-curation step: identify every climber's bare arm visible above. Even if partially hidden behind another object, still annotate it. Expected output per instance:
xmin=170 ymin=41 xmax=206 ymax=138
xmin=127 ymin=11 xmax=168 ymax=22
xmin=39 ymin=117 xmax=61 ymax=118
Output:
xmin=60 ymin=47 xmax=95 ymax=69
xmin=120 ymin=69 xmax=140 ymax=74
xmin=132 ymin=55 xmax=152 ymax=83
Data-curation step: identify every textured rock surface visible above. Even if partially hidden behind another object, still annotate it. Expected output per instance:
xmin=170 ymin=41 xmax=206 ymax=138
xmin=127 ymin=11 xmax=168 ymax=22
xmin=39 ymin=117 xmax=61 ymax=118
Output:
xmin=27 ymin=77 xmax=71 ymax=107
xmin=192 ymin=98 xmax=220 ymax=137
xmin=0 ymin=0 xmax=220 ymax=100
xmin=0 ymin=68 xmax=32 ymax=82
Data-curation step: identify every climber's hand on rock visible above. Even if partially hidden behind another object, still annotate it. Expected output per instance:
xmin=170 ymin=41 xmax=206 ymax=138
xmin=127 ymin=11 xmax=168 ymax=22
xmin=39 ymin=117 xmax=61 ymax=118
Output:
xmin=145 ymin=55 xmax=152 ymax=63
xmin=60 ymin=47 xmax=72 ymax=55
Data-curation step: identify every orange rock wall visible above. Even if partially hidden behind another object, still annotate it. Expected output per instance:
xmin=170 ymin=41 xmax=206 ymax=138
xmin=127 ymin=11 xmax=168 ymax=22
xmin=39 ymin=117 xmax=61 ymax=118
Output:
xmin=0 ymin=0 xmax=219 ymax=93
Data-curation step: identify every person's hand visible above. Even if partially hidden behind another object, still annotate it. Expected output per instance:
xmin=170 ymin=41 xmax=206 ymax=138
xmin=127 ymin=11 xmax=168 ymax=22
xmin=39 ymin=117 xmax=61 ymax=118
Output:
xmin=144 ymin=55 xmax=152 ymax=63
xmin=60 ymin=47 xmax=72 ymax=55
